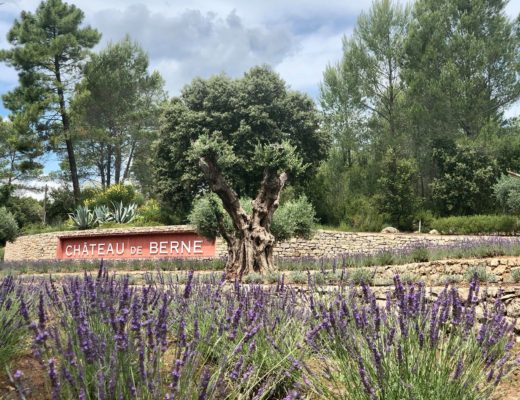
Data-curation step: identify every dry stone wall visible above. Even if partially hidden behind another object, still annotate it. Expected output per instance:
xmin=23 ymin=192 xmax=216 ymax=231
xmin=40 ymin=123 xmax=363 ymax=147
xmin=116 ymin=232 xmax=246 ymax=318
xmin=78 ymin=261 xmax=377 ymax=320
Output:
xmin=273 ymin=231 xmax=520 ymax=258
xmin=4 ymin=226 xmax=520 ymax=262
xmin=359 ymin=257 xmax=520 ymax=285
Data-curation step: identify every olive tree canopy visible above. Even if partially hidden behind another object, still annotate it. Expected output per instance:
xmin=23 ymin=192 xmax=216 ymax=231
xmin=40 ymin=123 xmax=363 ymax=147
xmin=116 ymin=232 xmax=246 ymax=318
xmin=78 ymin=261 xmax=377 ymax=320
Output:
xmin=155 ymin=66 xmax=328 ymax=278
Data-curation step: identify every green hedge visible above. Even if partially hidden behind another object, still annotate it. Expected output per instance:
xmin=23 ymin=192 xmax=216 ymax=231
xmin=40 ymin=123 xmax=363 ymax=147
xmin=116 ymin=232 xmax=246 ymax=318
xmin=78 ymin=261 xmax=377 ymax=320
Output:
xmin=431 ymin=215 xmax=518 ymax=235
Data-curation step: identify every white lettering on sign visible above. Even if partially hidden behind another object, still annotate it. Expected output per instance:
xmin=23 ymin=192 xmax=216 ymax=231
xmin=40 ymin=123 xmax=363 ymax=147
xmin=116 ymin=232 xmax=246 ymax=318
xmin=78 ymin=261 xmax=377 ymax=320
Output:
xmin=65 ymin=245 xmax=73 ymax=256
xmin=193 ymin=240 xmax=203 ymax=254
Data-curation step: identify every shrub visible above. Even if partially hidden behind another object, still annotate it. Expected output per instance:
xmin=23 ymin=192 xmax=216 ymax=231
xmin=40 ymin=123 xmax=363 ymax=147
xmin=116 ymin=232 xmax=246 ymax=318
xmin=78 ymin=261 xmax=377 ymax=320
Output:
xmin=5 ymin=196 xmax=43 ymax=228
xmin=135 ymin=199 xmax=162 ymax=224
xmin=349 ymin=268 xmax=373 ymax=285
xmin=290 ymin=271 xmax=308 ymax=284
xmin=375 ymin=251 xmax=395 ymax=265
xmin=411 ymin=246 xmax=430 ymax=262
xmin=0 ymin=207 xmax=19 ymax=244
xmin=431 ymin=215 xmax=518 ymax=235
xmin=464 ymin=266 xmax=495 ymax=282
xmin=0 ymin=247 xmax=4 ymax=261
xmin=271 ymin=195 xmax=316 ymax=240
xmin=190 ymin=193 xmax=316 ymax=242
xmin=511 ymin=268 xmax=520 ymax=283
xmin=84 ymin=183 xmax=143 ymax=208
xmin=344 ymin=196 xmax=385 ymax=232
xmin=493 ymin=175 xmax=520 ymax=214
xmin=243 ymin=272 xmax=264 ymax=284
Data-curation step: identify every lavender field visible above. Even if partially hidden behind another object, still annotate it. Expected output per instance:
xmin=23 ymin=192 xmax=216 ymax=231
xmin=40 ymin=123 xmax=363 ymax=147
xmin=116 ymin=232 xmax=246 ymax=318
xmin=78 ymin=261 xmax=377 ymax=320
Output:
xmin=0 ymin=266 xmax=518 ymax=400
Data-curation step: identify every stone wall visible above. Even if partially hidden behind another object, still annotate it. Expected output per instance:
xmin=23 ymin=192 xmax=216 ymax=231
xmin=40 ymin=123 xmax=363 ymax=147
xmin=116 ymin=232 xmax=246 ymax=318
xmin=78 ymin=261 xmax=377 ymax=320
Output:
xmin=354 ymin=257 xmax=519 ymax=285
xmin=5 ymin=226 xmax=520 ymax=262
xmin=273 ymin=231 xmax=520 ymax=258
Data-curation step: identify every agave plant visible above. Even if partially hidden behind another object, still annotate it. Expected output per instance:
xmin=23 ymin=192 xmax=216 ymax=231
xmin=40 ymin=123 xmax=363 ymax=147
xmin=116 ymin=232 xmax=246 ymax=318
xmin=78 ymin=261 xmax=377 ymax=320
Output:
xmin=93 ymin=205 xmax=113 ymax=225
xmin=110 ymin=201 xmax=137 ymax=224
xmin=69 ymin=205 xmax=96 ymax=230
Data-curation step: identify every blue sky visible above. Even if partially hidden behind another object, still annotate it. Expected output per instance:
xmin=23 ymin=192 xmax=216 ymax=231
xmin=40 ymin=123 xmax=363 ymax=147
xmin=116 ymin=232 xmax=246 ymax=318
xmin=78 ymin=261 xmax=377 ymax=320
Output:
xmin=1 ymin=0 xmax=520 ymax=176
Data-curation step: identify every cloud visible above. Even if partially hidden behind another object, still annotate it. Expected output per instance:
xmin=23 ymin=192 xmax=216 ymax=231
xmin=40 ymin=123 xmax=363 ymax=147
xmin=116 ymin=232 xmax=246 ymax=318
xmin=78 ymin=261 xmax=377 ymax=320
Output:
xmin=89 ymin=5 xmax=298 ymax=94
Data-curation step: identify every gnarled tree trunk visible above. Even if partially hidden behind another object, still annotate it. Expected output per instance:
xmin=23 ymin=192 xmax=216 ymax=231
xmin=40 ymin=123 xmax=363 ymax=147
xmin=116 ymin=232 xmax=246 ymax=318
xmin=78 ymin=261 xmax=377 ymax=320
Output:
xmin=199 ymin=157 xmax=287 ymax=280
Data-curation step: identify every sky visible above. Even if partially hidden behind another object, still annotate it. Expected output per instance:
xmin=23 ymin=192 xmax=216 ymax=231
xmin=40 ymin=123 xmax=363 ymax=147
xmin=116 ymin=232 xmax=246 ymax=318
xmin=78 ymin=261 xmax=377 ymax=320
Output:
xmin=1 ymin=0 xmax=520 ymax=182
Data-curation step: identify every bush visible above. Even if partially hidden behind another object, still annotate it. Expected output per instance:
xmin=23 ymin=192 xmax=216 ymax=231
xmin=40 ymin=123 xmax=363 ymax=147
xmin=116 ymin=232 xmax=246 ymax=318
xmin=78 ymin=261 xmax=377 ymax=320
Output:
xmin=5 ymin=196 xmax=43 ymax=228
xmin=84 ymin=183 xmax=144 ymax=208
xmin=135 ymin=199 xmax=162 ymax=224
xmin=411 ymin=246 xmax=430 ymax=262
xmin=290 ymin=271 xmax=308 ymax=284
xmin=431 ymin=215 xmax=518 ymax=235
xmin=0 ymin=207 xmax=19 ymax=245
xmin=464 ymin=266 xmax=497 ymax=282
xmin=189 ymin=193 xmax=316 ymax=242
xmin=46 ymin=186 xmax=76 ymax=224
xmin=243 ymin=272 xmax=264 ymax=284
xmin=511 ymin=268 xmax=520 ymax=283
xmin=493 ymin=175 xmax=520 ymax=214
xmin=343 ymin=196 xmax=385 ymax=232
xmin=349 ymin=268 xmax=373 ymax=285
xmin=0 ymin=247 xmax=4 ymax=261
xmin=271 ymin=195 xmax=316 ymax=241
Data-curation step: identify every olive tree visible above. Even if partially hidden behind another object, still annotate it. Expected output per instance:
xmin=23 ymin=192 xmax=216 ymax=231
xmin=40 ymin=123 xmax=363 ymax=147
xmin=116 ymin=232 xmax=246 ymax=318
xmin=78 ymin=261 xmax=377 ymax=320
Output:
xmin=155 ymin=66 xmax=328 ymax=278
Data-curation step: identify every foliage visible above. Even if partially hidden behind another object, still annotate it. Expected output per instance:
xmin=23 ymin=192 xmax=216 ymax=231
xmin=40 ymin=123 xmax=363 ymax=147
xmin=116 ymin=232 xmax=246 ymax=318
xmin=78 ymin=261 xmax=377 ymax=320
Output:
xmin=93 ymin=205 xmax=113 ymax=224
xmin=493 ymin=175 xmax=520 ymax=214
xmin=72 ymin=37 xmax=165 ymax=188
xmin=83 ymin=183 xmax=143 ymax=208
xmin=0 ymin=207 xmax=19 ymax=244
xmin=431 ymin=215 xmax=518 ymax=235
xmin=0 ymin=119 xmax=43 ymax=191
xmin=404 ymin=0 xmax=520 ymax=139
xmin=270 ymin=195 xmax=316 ymax=241
xmin=110 ymin=202 xmax=138 ymax=224
xmin=189 ymin=193 xmax=316 ymax=242
xmin=46 ymin=186 xmax=76 ymax=225
xmin=4 ymin=195 xmax=43 ymax=228
xmin=134 ymin=199 xmax=162 ymax=224
xmin=188 ymin=193 xmax=231 ymax=239
xmin=155 ymin=65 xmax=328 ymax=221
xmin=0 ymin=0 xmax=101 ymax=203
xmin=349 ymin=268 xmax=374 ymax=285
xmin=69 ymin=205 xmax=96 ymax=230
xmin=464 ymin=266 xmax=497 ymax=283
xmin=431 ymin=144 xmax=499 ymax=216
xmin=375 ymin=149 xmax=419 ymax=230
xmin=511 ymin=269 xmax=520 ymax=283
xmin=411 ymin=246 xmax=430 ymax=262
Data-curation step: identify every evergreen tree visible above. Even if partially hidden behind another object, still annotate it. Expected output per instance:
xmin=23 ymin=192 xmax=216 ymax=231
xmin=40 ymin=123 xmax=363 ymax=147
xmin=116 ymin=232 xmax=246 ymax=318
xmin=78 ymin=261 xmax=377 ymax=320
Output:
xmin=0 ymin=0 xmax=101 ymax=204
xmin=72 ymin=37 xmax=165 ymax=191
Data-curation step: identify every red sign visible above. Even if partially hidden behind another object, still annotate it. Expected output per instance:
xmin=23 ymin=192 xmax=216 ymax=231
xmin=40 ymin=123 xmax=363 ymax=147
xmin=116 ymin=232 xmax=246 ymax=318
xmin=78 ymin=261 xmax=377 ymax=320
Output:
xmin=56 ymin=232 xmax=215 ymax=260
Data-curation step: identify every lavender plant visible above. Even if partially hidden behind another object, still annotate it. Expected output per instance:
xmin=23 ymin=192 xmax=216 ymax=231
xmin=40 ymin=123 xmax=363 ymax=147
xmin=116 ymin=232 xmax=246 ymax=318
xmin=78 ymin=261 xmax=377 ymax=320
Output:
xmin=305 ymin=276 xmax=517 ymax=400
xmin=0 ymin=276 xmax=31 ymax=367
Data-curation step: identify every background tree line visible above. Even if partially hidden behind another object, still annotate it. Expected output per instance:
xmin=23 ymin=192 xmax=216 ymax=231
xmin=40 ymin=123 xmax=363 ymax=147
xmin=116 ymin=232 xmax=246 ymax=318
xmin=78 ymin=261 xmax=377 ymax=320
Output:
xmin=1 ymin=0 xmax=520 ymax=247
xmin=313 ymin=0 xmax=520 ymax=231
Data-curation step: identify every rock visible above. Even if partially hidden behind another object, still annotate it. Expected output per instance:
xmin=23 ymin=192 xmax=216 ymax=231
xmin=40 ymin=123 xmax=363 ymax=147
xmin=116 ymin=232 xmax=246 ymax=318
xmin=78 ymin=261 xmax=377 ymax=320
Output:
xmin=429 ymin=229 xmax=440 ymax=235
xmin=381 ymin=227 xmax=399 ymax=234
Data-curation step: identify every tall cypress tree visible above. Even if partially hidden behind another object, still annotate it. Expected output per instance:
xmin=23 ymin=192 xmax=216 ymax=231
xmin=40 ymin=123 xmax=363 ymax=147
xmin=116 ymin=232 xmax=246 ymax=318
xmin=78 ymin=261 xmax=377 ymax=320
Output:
xmin=0 ymin=0 xmax=101 ymax=204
